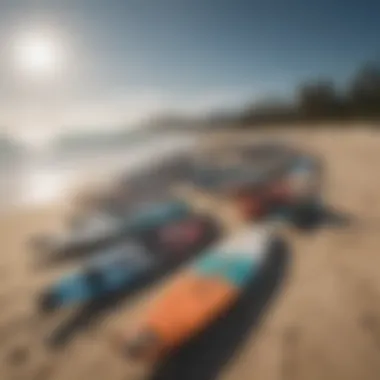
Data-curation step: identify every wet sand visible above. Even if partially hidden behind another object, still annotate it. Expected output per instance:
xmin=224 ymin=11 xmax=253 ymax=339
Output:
xmin=1 ymin=127 xmax=380 ymax=380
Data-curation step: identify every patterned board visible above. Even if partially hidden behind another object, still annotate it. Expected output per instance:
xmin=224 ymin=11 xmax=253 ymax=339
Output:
xmin=39 ymin=215 xmax=217 ymax=310
xmin=123 ymin=223 xmax=275 ymax=359
xmin=39 ymin=200 xmax=191 ymax=261
xmin=45 ymin=240 xmax=155 ymax=306
xmin=193 ymin=225 xmax=272 ymax=287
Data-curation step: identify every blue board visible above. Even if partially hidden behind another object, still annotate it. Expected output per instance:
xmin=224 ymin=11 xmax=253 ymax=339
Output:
xmin=41 ymin=241 xmax=155 ymax=308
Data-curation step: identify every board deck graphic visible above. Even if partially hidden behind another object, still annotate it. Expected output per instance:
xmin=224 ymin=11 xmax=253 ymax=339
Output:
xmin=119 ymin=224 xmax=275 ymax=360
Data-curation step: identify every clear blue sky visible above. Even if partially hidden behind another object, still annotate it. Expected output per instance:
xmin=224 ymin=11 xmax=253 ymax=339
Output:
xmin=0 ymin=0 xmax=379 ymax=139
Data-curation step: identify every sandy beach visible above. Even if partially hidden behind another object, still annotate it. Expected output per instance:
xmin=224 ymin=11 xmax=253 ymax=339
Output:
xmin=1 ymin=127 xmax=380 ymax=380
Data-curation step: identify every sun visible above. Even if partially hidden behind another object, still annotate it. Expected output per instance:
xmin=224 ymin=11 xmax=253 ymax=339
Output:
xmin=14 ymin=32 xmax=61 ymax=76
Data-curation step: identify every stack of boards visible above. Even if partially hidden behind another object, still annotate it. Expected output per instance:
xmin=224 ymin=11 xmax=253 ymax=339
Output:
xmin=38 ymin=208 xmax=221 ymax=312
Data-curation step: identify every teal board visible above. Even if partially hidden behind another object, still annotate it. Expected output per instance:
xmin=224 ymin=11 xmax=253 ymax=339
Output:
xmin=195 ymin=254 xmax=258 ymax=287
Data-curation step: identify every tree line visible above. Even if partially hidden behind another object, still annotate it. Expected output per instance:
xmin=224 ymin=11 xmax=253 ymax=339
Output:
xmin=211 ymin=62 xmax=380 ymax=127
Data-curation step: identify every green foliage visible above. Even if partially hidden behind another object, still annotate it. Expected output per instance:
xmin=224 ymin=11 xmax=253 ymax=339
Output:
xmin=237 ymin=61 xmax=380 ymax=126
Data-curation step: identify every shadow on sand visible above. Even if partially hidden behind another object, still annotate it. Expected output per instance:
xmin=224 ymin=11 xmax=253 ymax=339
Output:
xmin=148 ymin=237 xmax=291 ymax=380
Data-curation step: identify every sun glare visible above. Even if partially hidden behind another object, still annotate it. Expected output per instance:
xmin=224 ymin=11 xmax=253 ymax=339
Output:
xmin=14 ymin=32 xmax=61 ymax=76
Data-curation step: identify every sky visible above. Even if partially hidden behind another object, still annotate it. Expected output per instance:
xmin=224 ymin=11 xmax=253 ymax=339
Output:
xmin=0 ymin=0 xmax=379 ymax=145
